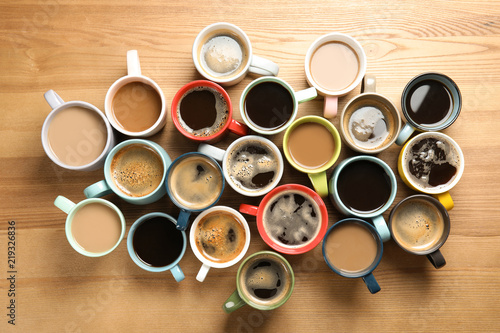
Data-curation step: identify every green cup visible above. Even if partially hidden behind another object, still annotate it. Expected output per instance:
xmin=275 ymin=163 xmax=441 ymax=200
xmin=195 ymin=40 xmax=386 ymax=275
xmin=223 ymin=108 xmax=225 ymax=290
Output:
xmin=223 ymin=251 xmax=294 ymax=313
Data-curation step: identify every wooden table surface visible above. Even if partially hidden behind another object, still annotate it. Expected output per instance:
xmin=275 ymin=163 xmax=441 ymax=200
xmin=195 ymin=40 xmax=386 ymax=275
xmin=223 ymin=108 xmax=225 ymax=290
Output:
xmin=1 ymin=0 xmax=499 ymax=332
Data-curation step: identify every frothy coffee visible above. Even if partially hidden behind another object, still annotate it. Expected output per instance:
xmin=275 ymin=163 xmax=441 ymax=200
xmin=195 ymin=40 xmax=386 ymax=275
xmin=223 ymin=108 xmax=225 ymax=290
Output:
xmin=226 ymin=140 xmax=280 ymax=194
xmin=194 ymin=211 xmax=246 ymax=263
xmin=168 ymin=155 xmax=223 ymax=210
xmin=263 ymin=190 xmax=322 ymax=248
xmin=110 ymin=144 xmax=164 ymax=197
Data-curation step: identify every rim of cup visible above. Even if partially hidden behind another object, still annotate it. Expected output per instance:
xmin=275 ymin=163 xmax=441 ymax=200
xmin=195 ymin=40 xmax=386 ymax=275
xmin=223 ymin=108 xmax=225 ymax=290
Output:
xmin=304 ymin=32 xmax=367 ymax=97
xmin=171 ymin=80 xmax=233 ymax=142
xmin=189 ymin=206 xmax=251 ymax=269
xmin=41 ymin=100 xmax=115 ymax=171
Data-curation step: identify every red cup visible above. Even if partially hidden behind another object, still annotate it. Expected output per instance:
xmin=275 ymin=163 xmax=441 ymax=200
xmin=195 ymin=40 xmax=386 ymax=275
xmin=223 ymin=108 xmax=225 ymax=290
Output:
xmin=240 ymin=184 xmax=329 ymax=254
xmin=171 ymin=80 xmax=248 ymax=143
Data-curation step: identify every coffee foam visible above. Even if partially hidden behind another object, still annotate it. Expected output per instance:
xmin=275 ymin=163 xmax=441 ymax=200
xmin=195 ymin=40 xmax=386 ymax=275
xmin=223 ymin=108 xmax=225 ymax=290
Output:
xmin=110 ymin=144 xmax=164 ymax=197
xmin=176 ymin=86 xmax=229 ymax=137
xmin=263 ymin=190 xmax=321 ymax=247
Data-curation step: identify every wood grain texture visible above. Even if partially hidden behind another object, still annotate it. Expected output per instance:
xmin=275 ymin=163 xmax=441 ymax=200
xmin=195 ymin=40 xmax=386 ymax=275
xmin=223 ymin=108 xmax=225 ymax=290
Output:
xmin=1 ymin=0 xmax=499 ymax=332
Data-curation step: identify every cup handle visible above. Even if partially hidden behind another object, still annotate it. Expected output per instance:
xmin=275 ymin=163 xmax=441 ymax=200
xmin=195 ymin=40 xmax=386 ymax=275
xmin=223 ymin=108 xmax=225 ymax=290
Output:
xmin=249 ymin=55 xmax=279 ymax=76
xmin=44 ymin=90 xmax=65 ymax=109
xmin=54 ymin=195 xmax=75 ymax=214
xmin=223 ymin=289 xmax=247 ymax=313
xmin=370 ymin=215 xmax=391 ymax=242
xmin=228 ymin=119 xmax=249 ymax=137
xmin=308 ymin=172 xmax=328 ymax=198
xmin=362 ymin=273 xmax=381 ymax=294
xmin=239 ymin=204 xmax=259 ymax=216
xmin=170 ymin=264 xmax=185 ymax=282
xmin=324 ymin=96 xmax=338 ymax=118
xmin=361 ymin=74 xmax=376 ymax=93
xmin=433 ymin=192 xmax=454 ymax=211
xmin=198 ymin=143 xmax=226 ymax=162
xmin=176 ymin=210 xmax=191 ymax=231
xmin=84 ymin=180 xmax=114 ymax=198
xmin=426 ymin=249 xmax=446 ymax=269
xmin=295 ymin=87 xmax=317 ymax=104
xmin=395 ymin=123 xmax=416 ymax=145
xmin=127 ymin=50 xmax=141 ymax=76
xmin=196 ymin=263 xmax=211 ymax=282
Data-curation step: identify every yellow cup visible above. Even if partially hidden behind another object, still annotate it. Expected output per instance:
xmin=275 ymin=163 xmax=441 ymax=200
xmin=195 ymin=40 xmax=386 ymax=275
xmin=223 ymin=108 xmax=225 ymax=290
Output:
xmin=283 ymin=116 xmax=341 ymax=197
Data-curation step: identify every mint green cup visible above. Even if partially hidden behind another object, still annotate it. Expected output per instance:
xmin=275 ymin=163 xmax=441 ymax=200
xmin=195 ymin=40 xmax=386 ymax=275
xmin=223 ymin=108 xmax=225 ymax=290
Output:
xmin=84 ymin=139 xmax=171 ymax=205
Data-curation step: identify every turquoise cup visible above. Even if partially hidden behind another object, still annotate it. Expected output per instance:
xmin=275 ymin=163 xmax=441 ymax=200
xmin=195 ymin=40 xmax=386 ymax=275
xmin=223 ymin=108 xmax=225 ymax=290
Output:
xmin=84 ymin=139 xmax=171 ymax=205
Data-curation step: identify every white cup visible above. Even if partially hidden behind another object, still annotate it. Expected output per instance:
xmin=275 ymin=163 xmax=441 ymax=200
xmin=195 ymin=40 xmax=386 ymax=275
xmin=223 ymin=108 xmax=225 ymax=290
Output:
xmin=192 ymin=22 xmax=279 ymax=86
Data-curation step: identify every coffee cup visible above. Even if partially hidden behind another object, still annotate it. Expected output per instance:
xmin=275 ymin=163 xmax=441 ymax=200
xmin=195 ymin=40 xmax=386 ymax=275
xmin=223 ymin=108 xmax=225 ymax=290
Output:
xmin=395 ymin=72 xmax=462 ymax=145
xmin=305 ymin=32 xmax=367 ymax=118
xmin=239 ymin=184 xmax=329 ymax=255
xmin=397 ymin=131 xmax=464 ymax=211
xmin=389 ymin=195 xmax=450 ymax=269
xmin=104 ymin=50 xmax=167 ymax=137
xmin=192 ymin=22 xmax=279 ymax=86
xmin=322 ymin=218 xmax=383 ymax=294
xmin=340 ymin=74 xmax=401 ymax=154
xmin=223 ymin=251 xmax=294 ymax=313
xmin=171 ymin=80 xmax=248 ymax=143
xmin=329 ymin=155 xmax=398 ymax=242
xmin=240 ymin=77 xmax=317 ymax=135
xmin=189 ymin=206 xmax=251 ymax=282
xmin=283 ymin=116 xmax=341 ymax=197
xmin=54 ymin=196 xmax=125 ymax=257
xmin=198 ymin=135 xmax=284 ymax=197
xmin=127 ymin=212 xmax=186 ymax=282
xmin=41 ymin=90 xmax=115 ymax=171
xmin=84 ymin=139 xmax=171 ymax=205
xmin=166 ymin=152 xmax=225 ymax=231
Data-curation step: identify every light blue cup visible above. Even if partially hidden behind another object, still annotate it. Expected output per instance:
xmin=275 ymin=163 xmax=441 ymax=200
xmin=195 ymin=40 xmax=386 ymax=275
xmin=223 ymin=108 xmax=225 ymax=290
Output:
xmin=127 ymin=212 xmax=186 ymax=282
xmin=329 ymin=155 xmax=397 ymax=242
xmin=166 ymin=152 xmax=225 ymax=231
xmin=84 ymin=139 xmax=171 ymax=205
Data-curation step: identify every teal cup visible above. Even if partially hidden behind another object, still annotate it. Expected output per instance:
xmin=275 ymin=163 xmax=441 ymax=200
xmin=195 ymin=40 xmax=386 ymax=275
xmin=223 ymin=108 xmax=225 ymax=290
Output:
xmin=84 ymin=139 xmax=171 ymax=205
xmin=329 ymin=155 xmax=397 ymax=242
xmin=127 ymin=212 xmax=186 ymax=282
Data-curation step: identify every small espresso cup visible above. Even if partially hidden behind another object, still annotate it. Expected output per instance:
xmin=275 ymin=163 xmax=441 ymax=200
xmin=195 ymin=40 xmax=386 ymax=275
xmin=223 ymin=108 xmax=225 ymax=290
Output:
xmin=105 ymin=50 xmax=167 ymax=137
xmin=398 ymin=131 xmax=464 ymax=211
xmin=84 ymin=139 xmax=171 ymax=205
xmin=340 ymin=74 xmax=401 ymax=154
xmin=389 ymin=195 xmax=451 ymax=269
xmin=323 ymin=218 xmax=383 ymax=294
xmin=192 ymin=22 xmax=279 ymax=86
xmin=166 ymin=152 xmax=225 ymax=231
xmin=41 ymin=90 xmax=115 ymax=171
xmin=240 ymin=77 xmax=317 ymax=135
xmin=223 ymin=251 xmax=294 ymax=313
xmin=239 ymin=184 xmax=329 ymax=255
xmin=396 ymin=72 xmax=462 ymax=145
xmin=329 ymin=155 xmax=398 ymax=242
xmin=198 ymin=135 xmax=284 ymax=197
xmin=305 ymin=32 xmax=367 ymax=118
xmin=54 ymin=196 xmax=125 ymax=257
xmin=190 ymin=206 xmax=251 ymax=282
xmin=127 ymin=212 xmax=186 ymax=282
xmin=283 ymin=116 xmax=342 ymax=197
xmin=171 ymin=80 xmax=248 ymax=143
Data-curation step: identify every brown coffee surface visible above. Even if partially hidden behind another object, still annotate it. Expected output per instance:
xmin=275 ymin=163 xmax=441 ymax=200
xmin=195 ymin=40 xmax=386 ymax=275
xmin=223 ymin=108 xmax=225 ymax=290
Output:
xmin=199 ymin=31 xmax=248 ymax=78
xmin=391 ymin=198 xmax=445 ymax=252
xmin=195 ymin=211 xmax=246 ymax=263
xmin=324 ymin=222 xmax=378 ymax=273
xmin=310 ymin=41 xmax=359 ymax=91
xmin=112 ymin=81 xmax=162 ymax=132
xmin=405 ymin=79 xmax=452 ymax=127
xmin=48 ymin=106 xmax=107 ymax=166
xmin=347 ymin=102 xmax=393 ymax=150
xmin=287 ymin=122 xmax=335 ymax=169
xmin=110 ymin=144 xmax=164 ymax=197
xmin=71 ymin=203 xmax=122 ymax=253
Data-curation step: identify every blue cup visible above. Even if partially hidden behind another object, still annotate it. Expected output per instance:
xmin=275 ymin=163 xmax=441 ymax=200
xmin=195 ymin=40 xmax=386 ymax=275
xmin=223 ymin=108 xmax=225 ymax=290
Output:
xmin=166 ymin=152 xmax=225 ymax=231
xmin=323 ymin=218 xmax=383 ymax=294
